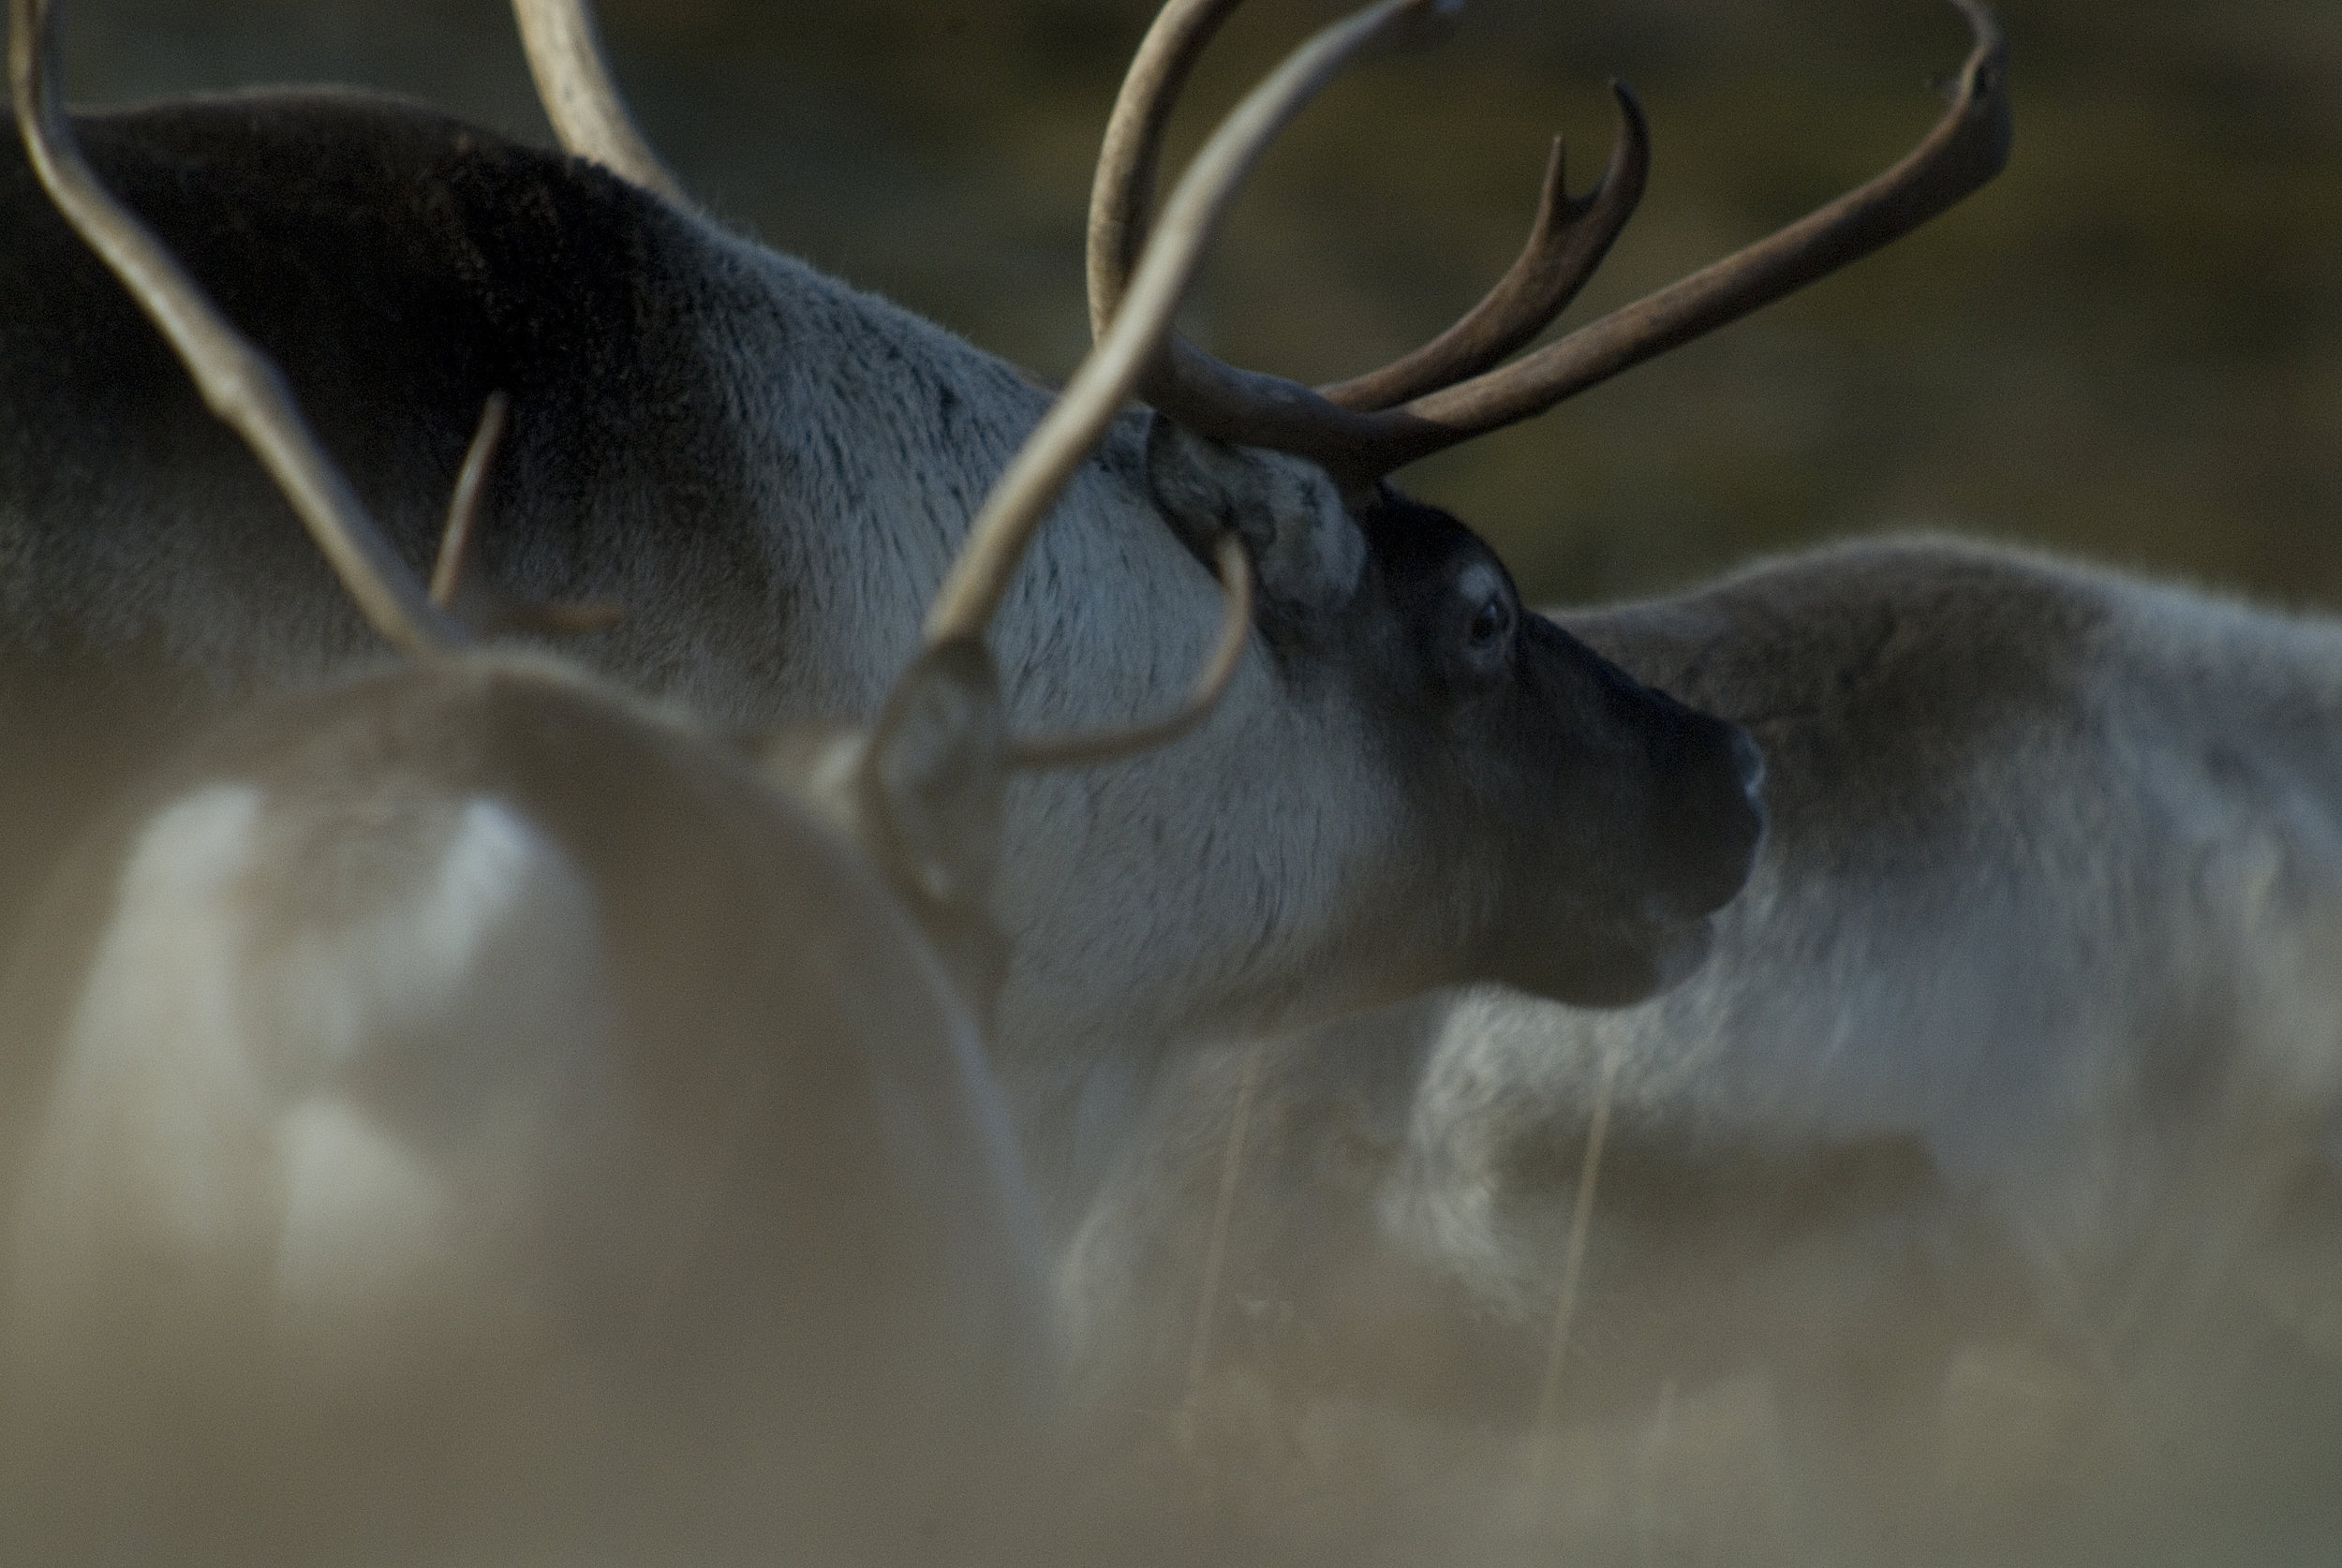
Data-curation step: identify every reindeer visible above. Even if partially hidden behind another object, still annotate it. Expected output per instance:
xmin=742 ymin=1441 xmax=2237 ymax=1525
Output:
xmin=0 ymin=0 xmax=1414 ymax=1559
xmin=0 ymin=0 xmax=2012 ymax=1206
xmin=1056 ymin=19 xmax=2342 ymax=1554
xmin=1066 ymin=542 xmax=2342 ymax=1556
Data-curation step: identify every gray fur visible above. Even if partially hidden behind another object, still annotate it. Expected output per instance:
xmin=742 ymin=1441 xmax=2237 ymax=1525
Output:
xmin=0 ymin=90 xmax=1760 ymax=1209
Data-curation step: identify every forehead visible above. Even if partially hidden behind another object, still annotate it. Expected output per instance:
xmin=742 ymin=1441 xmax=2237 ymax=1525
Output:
xmin=1356 ymin=488 xmax=1509 ymax=590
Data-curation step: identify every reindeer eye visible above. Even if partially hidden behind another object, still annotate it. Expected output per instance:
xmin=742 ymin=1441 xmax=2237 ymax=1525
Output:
xmin=1465 ymin=594 xmax=1511 ymax=650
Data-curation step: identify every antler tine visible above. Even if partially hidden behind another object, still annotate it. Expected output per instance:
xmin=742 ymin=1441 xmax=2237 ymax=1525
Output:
xmin=1317 ymin=83 xmax=1648 ymax=412
xmin=926 ymin=0 xmax=1457 ymax=648
xmin=1090 ymin=17 xmax=1648 ymax=416
xmin=511 ymin=0 xmax=689 ymax=204
xmin=1090 ymin=0 xmax=2008 ymax=490
xmin=9 ymin=0 xmax=465 ymax=658
xmin=1007 ymin=534 xmax=1253 ymax=770
xmin=1373 ymin=0 xmax=2009 ymax=467
xmin=427 ymin=389 xmax=509 ymax=614
xmin=428 ymin=392 xmax=626 ymax=638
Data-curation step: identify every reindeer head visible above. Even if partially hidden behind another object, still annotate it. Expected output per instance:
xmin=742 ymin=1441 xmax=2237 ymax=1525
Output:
xmin=1060 ymin=0 xmax=2005 ymax=1010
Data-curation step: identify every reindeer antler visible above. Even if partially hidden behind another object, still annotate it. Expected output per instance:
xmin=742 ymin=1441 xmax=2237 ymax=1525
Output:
xmin=426 ymin=392 xmax=625 ymax=638
xmin=14 ymin=0 xmax=619 ymax=658
xmin=926 ymin=0 xmax=1456 ymax=647
xmin=921 ymin=1 xmax=1462 ymax=766
xmin=19 ymin=0 xmax=1434 ymax=767
xmin=1006 ymin=534 xmax=1253 ymax=771
xmin=511 ymin=0 xmax=689 ymax=204
xmin=10 ymin=0 xmax=467 ymax=657
xmin=1090 ymin=0 xmax=2008 ymax=490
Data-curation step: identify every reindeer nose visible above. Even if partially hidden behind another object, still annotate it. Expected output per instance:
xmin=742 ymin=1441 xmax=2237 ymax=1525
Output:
xmin=1730 ymin=724 xmax=1766 ymax=810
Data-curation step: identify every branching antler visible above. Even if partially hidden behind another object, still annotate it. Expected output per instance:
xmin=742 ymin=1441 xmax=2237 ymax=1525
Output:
xmin=1316 ymin=87 xmax=1648 ymax=413
xmin=10 ymin=0 xmax=465 ymax=658
xmin=1089 ymin=0 xmax=1644 ymax=418
xmin=926 ymin=0 xmax=1454 ymax=647
xmin=1091 ymin=0 xmax=2009 ymax=490
xmin=921 ymin=0 xmax=1462 ymax=762
xmin=13 ymin=0 xmax=627 ymax=657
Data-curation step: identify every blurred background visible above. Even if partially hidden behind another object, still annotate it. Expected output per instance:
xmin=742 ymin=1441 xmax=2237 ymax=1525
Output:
xmin=56 ymin=0 xmax=2342 ymax=608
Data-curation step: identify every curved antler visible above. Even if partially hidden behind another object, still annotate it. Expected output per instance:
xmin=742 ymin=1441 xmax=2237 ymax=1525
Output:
xmin=511 ymin=0 xmax=689 ymax=203
xmin=921 ymin=0 xmax=1459 ymax=767
xmin=10 ymin=0 xmax=466 ymax=658
xmin=1091 ymin=0 xmax=2009 ymax=490
xmin=925 ymin=0 xmax=1454 ymax=647
xmin=1007 ymin=534 xmax=1253 ymax=771
xmin=1086 ymin=0 xmax=1247 ymax=348
xmin=1089 ymin=1 xmax=1646 ymax=418
xmin=15 ymin=0 xmax=623 ymax=658
xmin=1315 ymin=85 xmax=1648 ymax=412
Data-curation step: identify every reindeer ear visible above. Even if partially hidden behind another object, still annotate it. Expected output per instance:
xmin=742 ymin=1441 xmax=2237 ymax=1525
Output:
xmin=859 ymin=639 xmax=1008 ymax=913
xmin=1144 ymin=414 xmax=1365 ymax=612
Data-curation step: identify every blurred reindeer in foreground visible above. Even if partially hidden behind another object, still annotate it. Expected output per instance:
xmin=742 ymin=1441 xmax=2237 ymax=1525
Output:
xmin=0 ymin=0 xmax=1497 ymax=1559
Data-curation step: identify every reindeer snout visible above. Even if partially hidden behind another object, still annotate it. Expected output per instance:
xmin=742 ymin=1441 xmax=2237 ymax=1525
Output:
xmin=1730 ymin=723 xmax=1767 ymax=809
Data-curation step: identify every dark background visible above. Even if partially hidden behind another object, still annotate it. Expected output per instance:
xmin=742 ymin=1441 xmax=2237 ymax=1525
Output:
xmin=55 ymin=1 xmax=2342 ymax=609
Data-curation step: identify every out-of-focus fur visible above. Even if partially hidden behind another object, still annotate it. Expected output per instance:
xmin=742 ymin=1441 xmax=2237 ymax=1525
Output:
xmin=0 ymin=655 xmax=1054 ymax=1565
